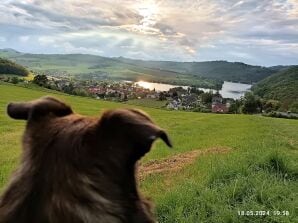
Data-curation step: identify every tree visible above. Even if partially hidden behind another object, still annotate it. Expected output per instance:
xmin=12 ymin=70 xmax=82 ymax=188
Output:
xmin=201 ymin=92 xmax=213 ymax=104
xmin=123 ymin=94 xmax=128 ymax=101
xmin=189 ymin=87 xmax=204 ymax=95
xmin=172 ymin=91 xmax=178 ymax=98
xmin=0 ymin=58 xmax=29 ymax=76
xmin=63 ymin=82 xmax=74 ymax=94
xmin=73 ymin=88 xmax=88 ymax=97
xmin=229 ymin=99 xmax=242 ymax=114
xmin=10 ymin=77 xmax=20 ymax=84
xmin=33 ymin=74 xmax=48 ymax=86
xmin=263 ymin=100 xmax=281 ymax=113
xmin=241 ymin=92 xmax=261 ymax=114
xmin=158 ymin=92 xmax=166 ymax=101
xmin=290 ymin=102 xmax=298 ymax=113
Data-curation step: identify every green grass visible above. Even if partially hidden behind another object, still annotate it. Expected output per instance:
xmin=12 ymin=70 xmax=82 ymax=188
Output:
xmin=125 ymin=98 xmax=167 ymax=108
xmin=0 ymin=82 xmax=297 ymax=222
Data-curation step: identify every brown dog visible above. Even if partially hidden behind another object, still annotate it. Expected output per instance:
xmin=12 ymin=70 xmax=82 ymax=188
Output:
xmin=0 ymin=96 xmax=172 ymax=223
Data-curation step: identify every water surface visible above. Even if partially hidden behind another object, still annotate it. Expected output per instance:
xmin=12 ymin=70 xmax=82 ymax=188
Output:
xmin=134 ymin=80 xmax=252 ymax=99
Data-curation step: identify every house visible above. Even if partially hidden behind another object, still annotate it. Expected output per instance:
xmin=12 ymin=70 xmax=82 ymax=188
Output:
xmin=167 ymin=99 xmax=180 ymax=110
xmin=212 ymin=94 xmax=228 ymax=113
xmin=212 ymin=103 xmax=228 ymax=113
xmin=181 ymin=94 xmax=198 ymax=108
xmin=212 ymin=93 xmax=223 ymax=104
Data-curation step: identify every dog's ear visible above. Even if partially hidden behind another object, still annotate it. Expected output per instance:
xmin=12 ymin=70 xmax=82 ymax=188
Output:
xmin=129 ymin=109 xmax=172 ymax=147
xmin=7 ymin=96 xmax=73 ymax=120
xmin=132 ymin=121 xmax=172 ymax=149
xmin=124 ymin=110 xmax=172 ymax=159
xmin=100 ymin=109 xmax=172 ymax=158
xmin=132 ymin=122 xmax=172 ymax=158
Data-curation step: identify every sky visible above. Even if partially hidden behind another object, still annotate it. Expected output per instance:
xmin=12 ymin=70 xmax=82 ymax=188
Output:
xmin=0 ymin=0 xmax=298 ymax=66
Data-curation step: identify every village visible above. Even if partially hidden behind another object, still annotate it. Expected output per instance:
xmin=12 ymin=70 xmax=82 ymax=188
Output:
xmin=88 ymin=82 xmax=231 ymax=113
xmin=41 ymin=75 xmax=232 ymax=113
xmin=1 ymin=73 xmax=233 ymax=113
xmin=4 ymin=72 xmax=296 ymax=117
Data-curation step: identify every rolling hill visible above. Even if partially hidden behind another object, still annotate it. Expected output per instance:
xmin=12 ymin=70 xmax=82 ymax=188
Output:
xmin=0 ymin=57 xmax=29 ymax=76
xmin=0 ymin=49 xmax=280 ymax=88
xmin=116 ymin=57 xmax=277 ymax=84
xmin=253 ymin=66 xmax=298 ymax=110
xmin=0 ymin=82 xmax=297 ymax=222
xmin=0 ymin=49 xmax=220 ymax=88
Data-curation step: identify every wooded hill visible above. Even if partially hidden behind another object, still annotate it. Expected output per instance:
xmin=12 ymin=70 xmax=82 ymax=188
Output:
xmin=116 ymin=58 xmax=277 ymax=84
xmin=253 ymin=66 xmax=298 ymax=110
xmin=0 ymin=57 xmax=29 ymax=76
xmin=0 ymin=49 xmax=281 ymax=87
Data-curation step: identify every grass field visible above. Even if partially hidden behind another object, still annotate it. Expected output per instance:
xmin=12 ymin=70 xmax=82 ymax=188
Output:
xmin=0 ymin=82 xmax=297 ymax=222
xmin=125 ymin=98 xmax=168 ymax=109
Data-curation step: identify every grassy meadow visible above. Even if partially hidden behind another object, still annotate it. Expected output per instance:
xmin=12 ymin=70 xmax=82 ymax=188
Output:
xmin=0 ymin=82 xmax=297 ymax=222
xmin=125 ymin=98 xmax=167 ymax=109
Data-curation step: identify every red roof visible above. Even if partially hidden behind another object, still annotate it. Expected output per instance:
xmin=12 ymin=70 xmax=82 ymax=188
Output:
xmin=212 ymin=103 xmax=228 ymax=113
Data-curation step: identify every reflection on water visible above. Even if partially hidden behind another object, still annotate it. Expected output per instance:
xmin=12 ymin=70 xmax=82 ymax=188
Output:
xmin=135 ymin=81 xmax=251 ymax=100
xmin=136 ymin=81 xmax=188 ymax=92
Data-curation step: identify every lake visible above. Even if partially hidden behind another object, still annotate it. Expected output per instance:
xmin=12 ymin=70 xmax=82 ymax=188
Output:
xmin=135 ymin=81 xmax=252 ymax=100
xmin=219 ymin=81 xmax=252 ymax=99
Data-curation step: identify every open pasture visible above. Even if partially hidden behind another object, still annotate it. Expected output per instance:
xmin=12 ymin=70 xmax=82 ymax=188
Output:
xmin=0 ymin=83 xmax=297 ymax=222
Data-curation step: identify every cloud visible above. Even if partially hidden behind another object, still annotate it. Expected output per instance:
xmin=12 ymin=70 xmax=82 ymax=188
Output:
xmin=0 ymin=0 xmax=297 ymax=65
xmin=19 ymin=35 xmax=30 ymax=43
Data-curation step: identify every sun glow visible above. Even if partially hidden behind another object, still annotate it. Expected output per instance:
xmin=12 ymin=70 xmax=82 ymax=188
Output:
xmin=135 ymin=81 xmax=153 ymax=89
xmin=136 ymin=0 xmax=159 ymax=28
xmin=138 ymin=1 xmax=158 ymax=18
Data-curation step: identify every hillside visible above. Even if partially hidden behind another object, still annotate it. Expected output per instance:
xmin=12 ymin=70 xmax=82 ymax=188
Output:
xmin=0 ymin=49 xmax=220 ymax=88
xmin=0 ymin=82 xmax=297 ymax=222
xmin=253 ymin=66 xmax=298 ymax=109
xmin=0 ymin=49 xmax=279 ymax=87
xmin=0 ymin=57 xmax=29 ymax=76
xmin=116 ymin=58 xmax=277 ymax=84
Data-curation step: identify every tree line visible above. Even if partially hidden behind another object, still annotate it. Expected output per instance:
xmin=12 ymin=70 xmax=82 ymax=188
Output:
xmin=0 ymin=58 xmax=29 ymax=76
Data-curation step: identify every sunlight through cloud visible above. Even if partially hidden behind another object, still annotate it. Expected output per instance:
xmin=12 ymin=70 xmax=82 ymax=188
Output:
xmin=0 ymin=0 xmax=297 ymax=65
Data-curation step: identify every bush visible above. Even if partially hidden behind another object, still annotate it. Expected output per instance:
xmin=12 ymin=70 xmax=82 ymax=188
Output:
xmin=263 ymin=100 xmax=281 ymax=113
xmin=242 ymin=92 xmax=261 ymax=114
xmin=263 ymin=111 xmax=298 ymax=120
xmin=290 ymin=102 xmax=298 ymax=113
xmin=10 ymin=77 xmax=20 ymax=84
xmin=33 ymin=74 xmax=48 ymax=86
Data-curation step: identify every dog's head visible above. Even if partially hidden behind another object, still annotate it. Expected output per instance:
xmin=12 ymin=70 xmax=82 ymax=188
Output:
xmin=5 ymin=96 xmax=170 ymax=223
xmin=7 ymin=96 xmax=172 ymax=169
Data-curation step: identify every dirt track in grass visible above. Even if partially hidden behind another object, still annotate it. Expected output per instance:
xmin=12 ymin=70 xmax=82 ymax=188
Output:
xmin=138 ymin=147 xmax=231 ymax=179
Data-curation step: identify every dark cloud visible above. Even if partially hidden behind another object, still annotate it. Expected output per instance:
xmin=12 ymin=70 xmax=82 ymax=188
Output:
xmin=153 ymin=23 xmax=177 ymax=35
xmin=10 ymin=2 xmax=120 ymax=31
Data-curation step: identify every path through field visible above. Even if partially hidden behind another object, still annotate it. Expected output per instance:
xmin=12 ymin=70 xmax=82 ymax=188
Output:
xmin=138 ymin=147 xmax=231 ymax=179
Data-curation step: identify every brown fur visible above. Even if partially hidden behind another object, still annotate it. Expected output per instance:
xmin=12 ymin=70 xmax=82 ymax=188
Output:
xmin=0 ymin=96 xmax=172 ymax=223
